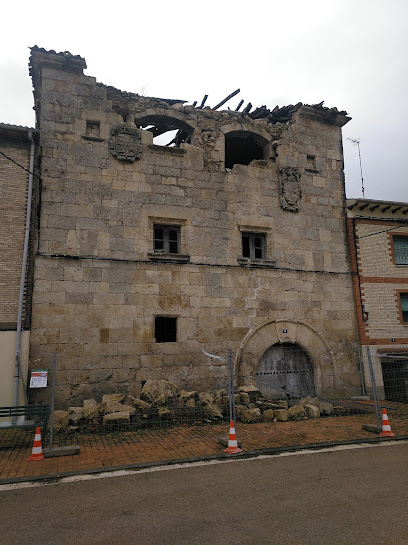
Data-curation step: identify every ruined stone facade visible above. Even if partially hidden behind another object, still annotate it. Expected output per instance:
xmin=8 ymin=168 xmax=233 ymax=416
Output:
xmin=28 ymin=47 xmax=360 ymax=406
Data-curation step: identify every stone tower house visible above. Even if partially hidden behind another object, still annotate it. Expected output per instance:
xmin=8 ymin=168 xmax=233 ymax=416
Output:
xmin=28 ymin=46 xmax=360 ymax=406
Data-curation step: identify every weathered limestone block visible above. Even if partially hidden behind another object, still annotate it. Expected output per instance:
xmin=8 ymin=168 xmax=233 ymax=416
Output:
xmin=238 ymin=386 xmax=263 ymax=402
xmin=215 ymin=389 xmax=227 ymax=397
xmin=239 ymin=407 xmax=262 ymax=423
xmin=240 ymin=392 xmax=250 ymax=405
xmin=204 ymin=405 xmax=223 ymax=419
xmin=274 ymin=409 xmax=289 ymax=422
xmin=140 ymin=380 xmax=180 ymax=403
xmin=101 ymin=393 xmax=125 ymax=404
xmin=288 ymin=405 xmax=306 ymax=420
xmin=100 ymin=400 xmax=136 ymax=415
xmin=103 ymin=411 xmax=130 ymax=425
xmin=318 ymin=401 xmax=334 ymax=416
xmin=270 ymin=400 xmax=288 ymax=410
xmin=125 ymin=395 xmax=152 ymax=410
xmin=179 ymin=390 xmax=198 ymax=402
xmin=53 ymin=410 xmax=69 ymax=431
xmin=68 ymin=406 xmax=84 ymax=424
xmin=83 ymin=399 xmax=99 ymax=419
xmin=234 ymin=404 xmax=246 ymax=418
xmin=305 ymin=404 xmax=320 ymax=418
xmin=198 ymin=392 xmax=214 ymax=406
xmin=263 ymin=409 xmax=275 ymax=422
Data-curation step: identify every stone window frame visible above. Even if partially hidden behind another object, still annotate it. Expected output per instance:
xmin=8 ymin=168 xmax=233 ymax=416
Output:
xmin=147 ymin=216 xmax=190 ymax=263
xmin=237 ymin=225 xmax=276 ymax=269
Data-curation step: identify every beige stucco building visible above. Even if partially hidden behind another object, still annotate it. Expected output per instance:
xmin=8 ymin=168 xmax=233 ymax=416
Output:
xmin=26 ymin=46 xmax=361 ymax=406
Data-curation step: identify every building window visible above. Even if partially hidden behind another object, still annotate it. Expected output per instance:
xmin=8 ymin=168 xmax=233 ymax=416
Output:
xmin=400 ymin=293 xmax=408 ymax=323
xmin=242 ymin=232 xmax=266 ymax=259
xmin=225 ymin=131 xmax=267 ymax=169
xmin=155 ymin=317 xmax=177 ymax=343
xmin=154 ymin=225 xmax=180 ymax=254
xmin=393 ymin=236 xmax=408 ymax=265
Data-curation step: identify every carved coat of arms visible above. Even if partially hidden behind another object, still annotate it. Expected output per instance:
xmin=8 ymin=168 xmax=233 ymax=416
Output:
xmin=109 ymin=126 xmax=142 ymax=162
xmin=279 ymin=167 xmax=302 ymax=212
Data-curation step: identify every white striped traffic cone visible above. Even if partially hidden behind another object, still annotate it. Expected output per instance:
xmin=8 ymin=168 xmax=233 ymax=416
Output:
xmin=381 ymin=408 xmax=395 ymax=437
xmin=27 ymin=426 xmax=44 ymax=461
xmin=224 ymin=420 xmax=242 ymax=454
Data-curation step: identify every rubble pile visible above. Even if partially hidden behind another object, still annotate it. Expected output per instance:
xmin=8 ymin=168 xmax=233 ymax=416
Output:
xmin=50 ymin=380 xmax=357 ymax=432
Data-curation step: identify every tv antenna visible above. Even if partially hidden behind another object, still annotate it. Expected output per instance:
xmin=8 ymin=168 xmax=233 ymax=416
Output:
xmin=347 ymin=137 xmax=365 ymax=197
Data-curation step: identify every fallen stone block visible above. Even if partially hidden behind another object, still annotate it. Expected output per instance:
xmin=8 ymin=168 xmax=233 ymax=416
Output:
xmin=305 ymin=404 xmax=320 ymax=418
xmin=288 ymin=404 xmax=306 ymax=420
xmin=263 ymin=409 xmax=275 ymax=422
xmin=103 ymin=411 xmax=130 ymax=425
xmin=239 ymin=407 xmax=262 ymax=423
xmin=274 ymin=409 xmax=289 ymax=422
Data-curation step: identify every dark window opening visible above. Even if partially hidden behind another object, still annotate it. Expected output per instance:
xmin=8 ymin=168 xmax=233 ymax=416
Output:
xmin=242 ymin=232 xmax=266 ymax=259
xmin=400 ymin=293 xmax=408 ymax=322
xmin=306 ymin=155 xmax=316 ymax=169
xmin=393 ymin=236 xmax=408 ymax=265
xmin=154 ymin=225 xmax=180 ymax=254
xmin=225 ymin=132 xmax=266 ymax=169
xmin=155 ymin=317 xmax=177 ymax=343
xmin=137 ymin=115 xmax=193 ymax=147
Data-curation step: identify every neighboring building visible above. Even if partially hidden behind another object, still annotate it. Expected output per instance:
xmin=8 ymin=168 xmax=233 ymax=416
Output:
xmin=0 ymin=123 xmax=38 ymax=408
xmin=27 ymin=46 xmax=361 ymax=406
xmin=347 ymin=198 xmax=408 ymax=402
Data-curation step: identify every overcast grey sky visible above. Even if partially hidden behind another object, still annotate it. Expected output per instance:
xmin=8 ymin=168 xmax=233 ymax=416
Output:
xmin=1 ymin=0 xmax=407 ymax=201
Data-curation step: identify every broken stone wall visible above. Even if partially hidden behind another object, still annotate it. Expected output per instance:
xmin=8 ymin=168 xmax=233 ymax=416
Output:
xmin=29 ymin=48 xmax=360 ymax=406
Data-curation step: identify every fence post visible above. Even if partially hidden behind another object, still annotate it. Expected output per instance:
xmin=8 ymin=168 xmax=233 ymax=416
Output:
xmin=48 ymin=352 xmax=56 ymax=450
xmin=366 ymin=346 xmax=381 ymax=429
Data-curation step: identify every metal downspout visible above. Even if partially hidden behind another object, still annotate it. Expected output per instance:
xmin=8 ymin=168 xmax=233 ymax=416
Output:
xmin=13 ymin=130 xmax=34 ymax=411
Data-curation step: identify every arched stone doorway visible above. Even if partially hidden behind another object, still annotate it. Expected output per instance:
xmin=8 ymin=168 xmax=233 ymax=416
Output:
xmin=236 ymin=319 xmax=335 ymax=399
xmin=256 ymin=342 xmax=315 ymax=400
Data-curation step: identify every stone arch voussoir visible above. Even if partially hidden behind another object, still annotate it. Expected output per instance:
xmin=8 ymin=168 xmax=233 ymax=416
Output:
xmin=235 ymin=319 xmax=335 ymax=398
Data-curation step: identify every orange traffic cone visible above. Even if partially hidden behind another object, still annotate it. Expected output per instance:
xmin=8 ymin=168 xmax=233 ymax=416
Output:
xmin=224 ymin=420 xmax=242 ymax=454
xmin=27 ymin=427 xmax=44 ymax=461
xmin=381 ymin=408 xmax=395 ymax=437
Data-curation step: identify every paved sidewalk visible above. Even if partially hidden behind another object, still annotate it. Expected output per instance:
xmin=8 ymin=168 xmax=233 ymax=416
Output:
xmin=1 ymin=403 xmax=407 ymax=484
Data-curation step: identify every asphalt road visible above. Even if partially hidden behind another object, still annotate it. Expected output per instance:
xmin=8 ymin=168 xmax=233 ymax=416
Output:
xmin=1 ymin=442 xmax=407 ymax=545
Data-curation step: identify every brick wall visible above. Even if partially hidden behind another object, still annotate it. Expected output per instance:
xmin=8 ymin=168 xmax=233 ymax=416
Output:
xmin=0 ymin=135 xmax=30 ymax=329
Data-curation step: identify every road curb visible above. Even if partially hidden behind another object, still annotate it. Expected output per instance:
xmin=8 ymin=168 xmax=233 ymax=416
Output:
xmin=2 ymin=433 xmax=408 ymax=486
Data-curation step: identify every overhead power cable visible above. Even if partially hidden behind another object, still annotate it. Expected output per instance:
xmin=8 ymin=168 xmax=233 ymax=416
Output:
xmin=0 ymin=150 xmax=41 ymax=180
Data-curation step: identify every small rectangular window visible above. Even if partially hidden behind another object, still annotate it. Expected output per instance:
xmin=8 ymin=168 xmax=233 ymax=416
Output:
xmin=155 ymin=317 xmax=177 ymax=342
xmin=393 ymin=236 xmax=408 ymax=265
xmin=154 ymin=225 xmax=180 ymax=254
xmin=400 ymin=293 xmax=408 ymax=323
xmin=242 ymin=232 xmax=266 ymax=259
xmin=86 ymin=121 xmax=100 ymax=137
